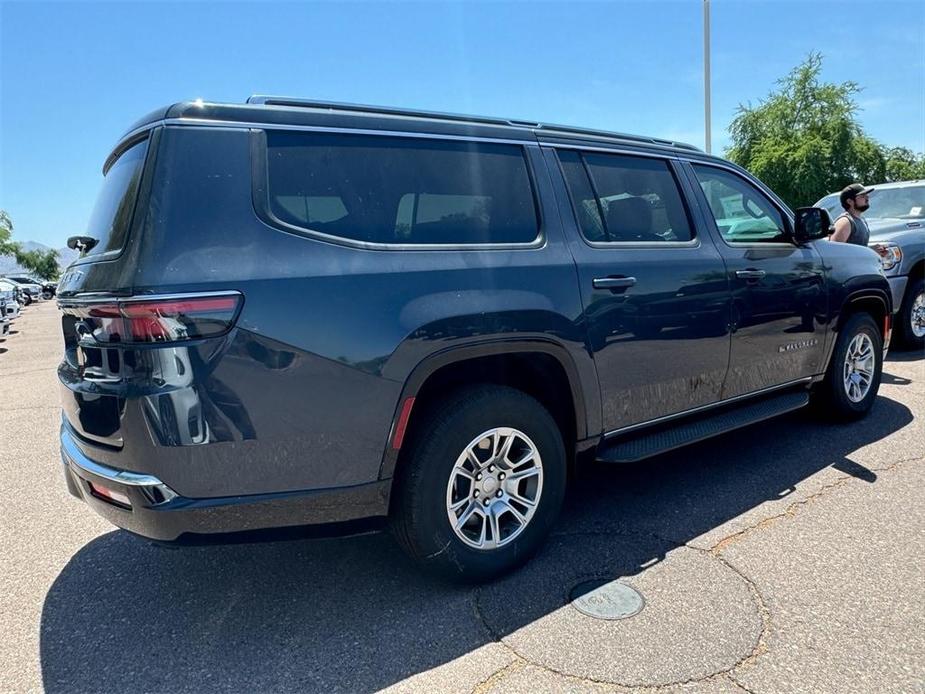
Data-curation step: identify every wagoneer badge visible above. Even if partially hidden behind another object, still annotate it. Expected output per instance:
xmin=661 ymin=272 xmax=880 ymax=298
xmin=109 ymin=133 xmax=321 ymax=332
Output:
xmin=778 ymin=338 xmax=819 ymax=353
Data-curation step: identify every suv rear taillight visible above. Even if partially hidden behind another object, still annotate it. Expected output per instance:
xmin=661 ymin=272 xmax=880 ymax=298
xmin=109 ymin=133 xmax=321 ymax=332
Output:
xmin=64 ymin=293 xmax=243 ymax=344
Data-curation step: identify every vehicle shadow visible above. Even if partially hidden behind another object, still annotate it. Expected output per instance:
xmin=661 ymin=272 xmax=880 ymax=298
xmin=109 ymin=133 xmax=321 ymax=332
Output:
xmin=40 ymin=396 xmax=914 ymax=693
xmin=886 ymin=348 xmax=924 ymax=362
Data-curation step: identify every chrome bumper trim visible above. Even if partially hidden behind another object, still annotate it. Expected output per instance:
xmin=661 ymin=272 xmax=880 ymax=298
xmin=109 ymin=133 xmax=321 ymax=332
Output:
xmin=60 ymin=426 xmax=174 ymax=490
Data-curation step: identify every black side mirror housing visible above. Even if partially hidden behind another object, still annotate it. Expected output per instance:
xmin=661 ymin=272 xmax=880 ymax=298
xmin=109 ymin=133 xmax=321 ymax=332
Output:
xmin=793 ymin=207 xmax=831 ymax=244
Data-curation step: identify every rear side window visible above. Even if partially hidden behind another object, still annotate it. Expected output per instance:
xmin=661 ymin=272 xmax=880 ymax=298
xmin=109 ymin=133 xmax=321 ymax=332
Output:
xmin=559 ymin=150 xmax=693 ymax=243
xmin=84 ymin=138 xmax=149 ymax=257
xmin=264 ymin=131 xmax=539 ymax=245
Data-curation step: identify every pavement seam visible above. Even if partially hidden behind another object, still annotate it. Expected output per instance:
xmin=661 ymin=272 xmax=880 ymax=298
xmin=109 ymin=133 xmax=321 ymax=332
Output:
xmin=0 ymin=405 xmax=60 ymax=413
xmin=470 ymin=658 xmax=527 ymax=694
xmin=473 ymin=529 xmax=772 ymax=691
xmin=708 ymin=455 xmax=922 ymax=556
xmin=725 ymin=675 xmax=759 ymax=694
xmin=0 ymin=367 xmax=57 ymax=377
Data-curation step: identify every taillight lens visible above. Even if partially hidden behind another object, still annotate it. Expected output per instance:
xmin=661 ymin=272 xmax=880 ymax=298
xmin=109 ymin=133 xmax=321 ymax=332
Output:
xmin=66 ymin=293 xmax=243 ymax=344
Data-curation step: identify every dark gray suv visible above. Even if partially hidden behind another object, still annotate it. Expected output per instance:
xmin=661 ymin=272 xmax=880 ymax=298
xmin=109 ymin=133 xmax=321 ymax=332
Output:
xmin=58 ymin=97 xmax=892 ymax=580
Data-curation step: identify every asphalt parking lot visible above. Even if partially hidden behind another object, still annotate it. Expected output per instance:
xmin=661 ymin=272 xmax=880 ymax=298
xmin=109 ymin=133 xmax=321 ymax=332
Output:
xmin=1 ymin=300 xmax=922 ymax=694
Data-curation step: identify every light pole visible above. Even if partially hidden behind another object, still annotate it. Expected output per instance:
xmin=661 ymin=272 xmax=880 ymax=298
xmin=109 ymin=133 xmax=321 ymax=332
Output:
xmin=703 ymin=0 xmax=712 ymax=154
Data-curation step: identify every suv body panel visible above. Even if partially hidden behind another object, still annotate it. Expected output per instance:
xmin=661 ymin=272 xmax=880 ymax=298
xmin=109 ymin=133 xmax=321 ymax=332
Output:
xmin=57 ymin=100 xmax=892 ymax=542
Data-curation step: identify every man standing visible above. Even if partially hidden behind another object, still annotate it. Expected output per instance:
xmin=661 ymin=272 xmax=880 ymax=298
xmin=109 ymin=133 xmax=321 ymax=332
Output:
xmin=830 ymin=183 xmax=874 ymax=245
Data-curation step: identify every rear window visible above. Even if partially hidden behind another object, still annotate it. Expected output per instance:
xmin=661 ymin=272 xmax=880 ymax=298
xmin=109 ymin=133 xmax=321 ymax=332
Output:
xmin=84 ymin=138 xmax=149 ymax=257
xmin=264 ymin=131 xmax=539 ymax=245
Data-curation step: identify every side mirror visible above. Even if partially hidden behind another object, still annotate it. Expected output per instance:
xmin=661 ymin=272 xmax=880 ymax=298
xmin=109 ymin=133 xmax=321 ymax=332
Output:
xmin=793 ymin=207 xmax=832 ymax=244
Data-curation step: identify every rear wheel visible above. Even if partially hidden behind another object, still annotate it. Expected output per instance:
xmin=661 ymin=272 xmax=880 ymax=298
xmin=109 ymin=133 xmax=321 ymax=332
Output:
xmin=815 ymin=313 xmax=883 ymax=421
xmin=392 ymin=385 xmax=566 ymax=582
xmin=896 ymin=277 xmax=924 ymax=349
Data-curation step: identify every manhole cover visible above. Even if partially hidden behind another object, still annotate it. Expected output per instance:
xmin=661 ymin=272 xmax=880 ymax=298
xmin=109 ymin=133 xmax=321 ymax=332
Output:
xmin=569 ymin=579 xmax=645 ymax=620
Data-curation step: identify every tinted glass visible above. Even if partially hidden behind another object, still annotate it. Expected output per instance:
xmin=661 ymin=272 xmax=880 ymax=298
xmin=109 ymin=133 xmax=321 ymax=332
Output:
xmin=265 ymin=132 xmax=539 ymax=245
xmin=868 ymin=185 xmax=925 ymax=219
xmin=85 ymin=139 xmax=149 ymax=256
xmin=558 ymin=150 xmax=606 ymax=242
xmin=816 ymin=193 xmax=842 ymax=219
xmin=577 ymin=153 xmax=693 ymax=242
xmin=692 ymin=165 xmax=787 ymax=243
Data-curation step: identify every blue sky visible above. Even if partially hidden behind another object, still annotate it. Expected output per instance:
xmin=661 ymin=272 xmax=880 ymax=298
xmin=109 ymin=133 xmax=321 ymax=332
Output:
xmin=1 ymin=0 xmax=923 ymax=248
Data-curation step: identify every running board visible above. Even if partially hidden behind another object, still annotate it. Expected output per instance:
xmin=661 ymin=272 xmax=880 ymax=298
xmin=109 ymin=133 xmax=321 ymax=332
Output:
xmin=596 ymin=390 xmax=810 ymax=463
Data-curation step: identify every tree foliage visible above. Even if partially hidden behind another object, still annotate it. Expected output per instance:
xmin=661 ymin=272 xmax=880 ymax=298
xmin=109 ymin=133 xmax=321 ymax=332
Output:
xmin=726 ymin=53 xmax=923 ymax=210
xmin=0 ymin=210 xmax=17 ymax=257
xmin=882 ymin=147 xmax=925 ymax=182
xmin=16 ymin=248 xmax=61 ymax=281
xmin=0 ymin=209 xmax=61 ymax=281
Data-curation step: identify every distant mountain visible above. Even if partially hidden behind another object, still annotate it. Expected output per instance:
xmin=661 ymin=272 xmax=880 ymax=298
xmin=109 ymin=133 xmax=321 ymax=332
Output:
xmin=0 ymin=241 xmax=80 ymax=276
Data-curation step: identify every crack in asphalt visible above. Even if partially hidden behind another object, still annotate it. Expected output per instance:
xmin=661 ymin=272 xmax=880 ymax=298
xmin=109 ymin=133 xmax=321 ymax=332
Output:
xmin=0 ymin=367 xmax=57 ymax=377
xmin=470 ymin=658 xmax=527 ymax=694
xmin=710 ymin=455 xmax=923 ymax=555
xmin=0 ymin=405 xmax=59 ymax=413
xmin=472 ymin=528 xmax=767 ymax=691
xmin=469 ymin=455 xmax=923 ymax=692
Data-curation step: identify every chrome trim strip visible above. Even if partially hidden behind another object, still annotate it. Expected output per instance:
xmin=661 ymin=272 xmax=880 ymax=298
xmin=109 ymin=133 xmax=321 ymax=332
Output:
xmin=542 ymin=141 xmax=682 ymax=160
xmin=602 ymin=377 xmax=814 ymax=439
xmin=61 ymin=430 xmax=169 ymax=488
xmin=164 ymin=118 xmax=537 ymax=147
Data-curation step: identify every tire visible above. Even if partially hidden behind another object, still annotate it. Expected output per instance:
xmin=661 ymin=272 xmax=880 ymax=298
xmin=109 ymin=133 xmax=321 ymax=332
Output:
xmin=895 ymin=277 xmax=925 ymax=350
xmin=392 ymin=385 xmax=567 ymax=583
xmin=21 ymin=294 xmax=31 ymax=306
xmin=815 ymin=313 xmax=883 ymax=421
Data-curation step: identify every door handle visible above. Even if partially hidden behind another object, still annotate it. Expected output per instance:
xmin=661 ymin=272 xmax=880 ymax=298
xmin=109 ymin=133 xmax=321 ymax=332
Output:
xmin=735 ymin=269 xmax=766 ymax=280
xmin=593 ymin=277 xmax=637 ymax=290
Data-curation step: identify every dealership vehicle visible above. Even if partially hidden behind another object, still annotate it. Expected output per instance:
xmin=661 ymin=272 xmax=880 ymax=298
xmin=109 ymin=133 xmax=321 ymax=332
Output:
xmin=58 ymin=98 xmax=892 ymax=580
xmin=0 ymin=284 xmax=20 ymax=321
xmin=1 ymin=275 xmax=42 ymax=305
xmin=816 ymin=181 xmax=924 ymax=348
xmin=0 ymin=279 xmax=26 ymax=310
xmin=0 ymin=298 xmax=8 ymax=339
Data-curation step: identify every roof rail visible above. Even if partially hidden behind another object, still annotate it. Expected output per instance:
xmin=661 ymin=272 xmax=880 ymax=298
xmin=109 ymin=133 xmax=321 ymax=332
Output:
xmin=245 ymin=95 xmax=702 ymax=152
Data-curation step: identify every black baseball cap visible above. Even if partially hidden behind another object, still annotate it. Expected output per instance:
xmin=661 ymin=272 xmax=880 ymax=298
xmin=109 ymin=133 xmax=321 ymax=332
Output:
xmin=840 ymin=183 xmax=875 ymax=208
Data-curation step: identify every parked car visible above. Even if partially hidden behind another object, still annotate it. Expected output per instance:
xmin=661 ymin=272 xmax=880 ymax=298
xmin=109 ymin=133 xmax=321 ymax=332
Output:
xmin=1 ymin=275 xmax=43 ymax=305
xmin=816 ymin=181 xmax=924 ymax=347
xmin=0 ymin=278 xmax=26 ymax=310
xmin=1 ymin=293 xmax=20 ymax=321
xmin=0 ymin=297 xmax=9 ymax=339
xmin=42 ymin=281 xmax=58 ymax=300
xmin=57 ymin=98 xmax=892 ymax=581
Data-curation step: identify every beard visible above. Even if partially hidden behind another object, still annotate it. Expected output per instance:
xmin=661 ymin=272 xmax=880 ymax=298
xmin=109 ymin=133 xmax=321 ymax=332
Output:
xmin=855 ymin=202 xmax=870 ymax=212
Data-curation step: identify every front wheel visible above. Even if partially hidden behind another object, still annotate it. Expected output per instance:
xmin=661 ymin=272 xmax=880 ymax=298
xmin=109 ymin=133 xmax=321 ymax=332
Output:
xmin=392 ymin=385 xmax=566 ymax=582
xmin=896 ymin=277 xmax=925 ymax=349
xmin=814 ymin=313 xmax=883 ymax=421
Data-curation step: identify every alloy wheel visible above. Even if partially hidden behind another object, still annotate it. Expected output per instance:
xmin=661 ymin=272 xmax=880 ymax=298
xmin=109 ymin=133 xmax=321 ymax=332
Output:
xmin=445 ymin=427 xmax=544 ymax=550
xmin=842 ymin=333 xmax=875 ymax=403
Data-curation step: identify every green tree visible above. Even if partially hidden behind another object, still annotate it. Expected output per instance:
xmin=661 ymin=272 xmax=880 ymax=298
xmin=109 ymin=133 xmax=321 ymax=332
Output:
xmin=0 ymin=209 xmax=61 ymax=281
xmin=882 ymin=147 xmax=925 ymax=182
xmin=16 ymin=248 xmax=61 ymax=281
xmin=0 ymin=209 xmax=18 ymax=257
xmin=726 ymin=53 xmax=887 ymax=209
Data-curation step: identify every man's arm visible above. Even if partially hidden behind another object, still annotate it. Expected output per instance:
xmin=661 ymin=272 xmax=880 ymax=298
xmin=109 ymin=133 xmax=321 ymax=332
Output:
xmin=830 ymin=216 xmax=851 ymax=242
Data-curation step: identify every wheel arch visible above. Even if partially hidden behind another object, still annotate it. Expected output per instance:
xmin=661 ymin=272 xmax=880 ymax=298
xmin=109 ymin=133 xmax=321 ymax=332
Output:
xmin=378 ymin=339 xmax=590 ymax=481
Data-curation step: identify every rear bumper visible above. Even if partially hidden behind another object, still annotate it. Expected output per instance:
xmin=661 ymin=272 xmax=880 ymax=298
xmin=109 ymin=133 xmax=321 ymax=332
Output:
xmin=60 ymin=425 xmax=391 ymax=541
